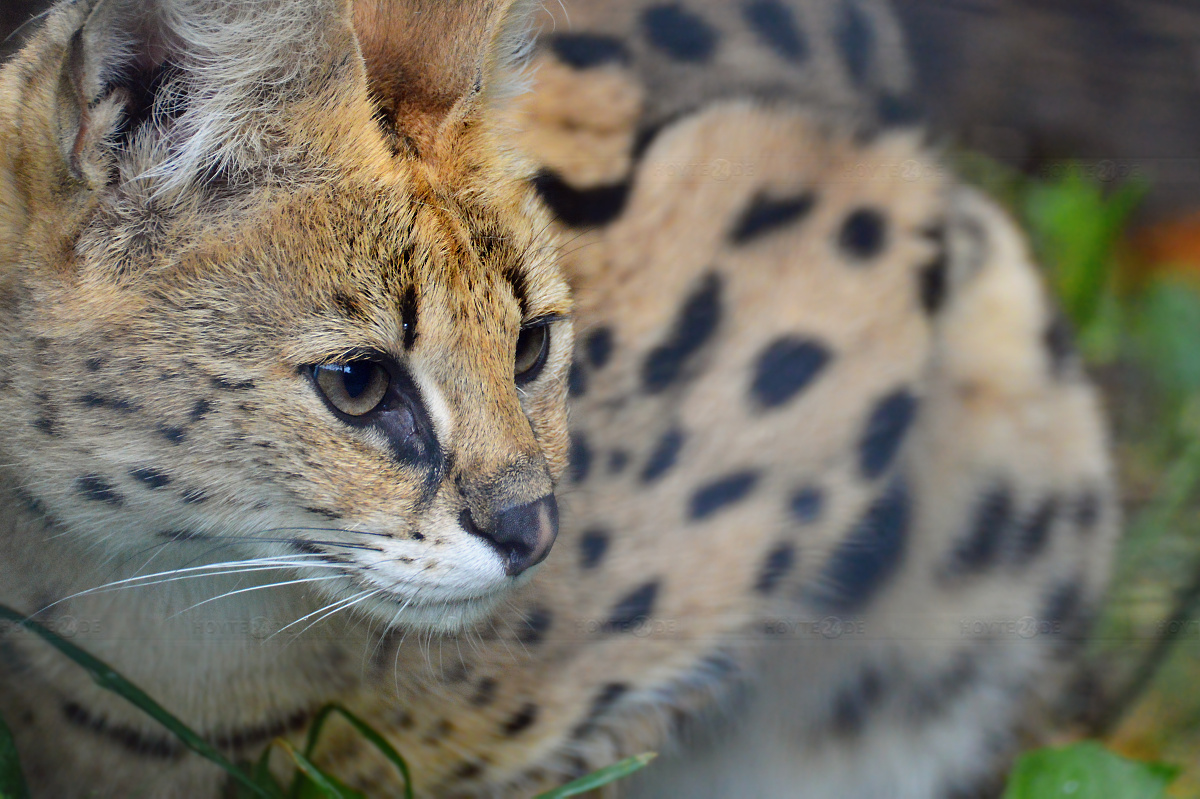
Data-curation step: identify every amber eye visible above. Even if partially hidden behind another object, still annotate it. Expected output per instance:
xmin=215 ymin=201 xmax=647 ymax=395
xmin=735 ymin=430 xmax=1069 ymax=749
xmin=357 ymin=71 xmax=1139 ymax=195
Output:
xmin=514 ymin=322 xmax=551 ymax=385
xmin=313 ymin=361 xmax=390 ymax=417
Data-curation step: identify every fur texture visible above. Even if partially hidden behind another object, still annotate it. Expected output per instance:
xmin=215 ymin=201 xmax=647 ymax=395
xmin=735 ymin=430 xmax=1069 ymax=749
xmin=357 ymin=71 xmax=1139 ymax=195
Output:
xmin=0 ymin=1 xmax=1117 ymax=797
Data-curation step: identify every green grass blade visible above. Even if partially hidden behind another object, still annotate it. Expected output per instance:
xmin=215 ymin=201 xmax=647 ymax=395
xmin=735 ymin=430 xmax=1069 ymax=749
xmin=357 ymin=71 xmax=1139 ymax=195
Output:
xmin=0 ymin=604 xmax=267 ymax=798
xmin=276 ymin=740 xmax=363 ymax=799
xmin=0 ymin=712 xmax=30 ymax=799
xmin=299 ymin=705 xmax=413 ymax=799
xmin=244 ymin=749 xmax=286 ymax=799
xmin=534 ymin=753 xmax=656 ymax=799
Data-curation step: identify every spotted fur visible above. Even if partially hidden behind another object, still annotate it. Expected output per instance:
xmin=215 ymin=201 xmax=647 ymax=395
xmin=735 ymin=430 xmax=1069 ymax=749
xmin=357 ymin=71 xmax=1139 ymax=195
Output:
xmin=0 ymin=1 xmax=1116 ymax=797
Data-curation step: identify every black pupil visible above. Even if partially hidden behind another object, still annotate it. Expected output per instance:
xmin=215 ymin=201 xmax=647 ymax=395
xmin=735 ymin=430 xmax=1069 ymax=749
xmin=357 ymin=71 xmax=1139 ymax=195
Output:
xmin=341 ymin=363 xmax=373 ymax=398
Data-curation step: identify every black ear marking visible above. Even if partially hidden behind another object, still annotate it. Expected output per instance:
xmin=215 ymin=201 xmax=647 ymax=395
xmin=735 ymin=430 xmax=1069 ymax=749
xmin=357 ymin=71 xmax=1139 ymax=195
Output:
xmin=103 ymin=60 xmax=186 ymax=150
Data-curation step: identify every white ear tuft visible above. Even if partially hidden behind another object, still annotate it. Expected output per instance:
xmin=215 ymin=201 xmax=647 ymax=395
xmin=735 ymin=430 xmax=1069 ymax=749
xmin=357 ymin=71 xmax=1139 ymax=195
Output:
xmin=64 ymin=0 xmax=363 ymax=199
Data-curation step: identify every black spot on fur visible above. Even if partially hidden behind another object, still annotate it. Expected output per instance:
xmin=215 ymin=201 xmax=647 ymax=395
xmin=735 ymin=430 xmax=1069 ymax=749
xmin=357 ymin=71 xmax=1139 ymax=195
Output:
xmin=1075 ymin=490 xmax=1102 ymax=535
xmin=643 ymin=273 xmax=722 ymax=393
xmin=838 ymin=208 xmax=888 ymax=261
xmin=586 ymin=328 xmax=614 ymax=369
xmin=422 ymin=718 xmax=454 ymax=745
xmin=399 ymin=283 xmax=420 ymax=350
xmin=580 ymin=529 xmax=611 ymax=570
xmin=608 ymin=450 xmax=630 ymax=474
xmin=14 ymin=489 xmax=49 ymax=520
xmin=642 ymin=5 xmax=718 ymax=62
xmin=470 ymin=678 xmax=498 ymax=707
xmin=859 ymin=389 xmax=918 ymax=479
xmin=751 ymin=337 xmax=832 ymax=410
xmin=730 ymin=193 xmax=816 ymax=244
xmin=189 ymin=398 xmax=213 ymax=423
xmin=829 ymin=665 xmax=886 ymax=737
xmin=502 ymin=702 xmax=539 ymax=736
xmin=518 ymin=606 xmax=553 ymax=646
xmin=1039 ymin=579 xmax=1091 ymax=652
xmin=572 ymin=682 xmax=630 ymax=738
xmin=62 ymin=701 xmax=180 ymax=760
xmin=607 ymin=581 xmax=660 ymax=633
xmin=548 ymin=34 xmax=630 ymax=69
xmin=742 ymin=1 xmax=809 ymax=63
xmin=1044 ymin=312 xmax=1076 ymax=377
xmin=181 ymin=488 xmax=208 ymax=505
xmin=1013 ymin=497 xmax=1058 ymax=566
xmin=452 ymin=761 xmax=487 ymax=781
xmin=158 ymin=425 xmax=187 ymax=444
xmin=85 ymin=357 xmax=105 ymax=372
xmin=689 ymin=471 xmax=760 ymax=520
xmin=77 ymin=475 xmax=124 ymax=507
xmin=790 ymin=486 xmax=824 ymax=523
xmin=906 ymin=651 xmax=980 ymax=722
xmin=209 ymin=709 xmax=311 ymax=752
xmin=807 ymin=478 xmax=909 ymax=613
xmin=755 ymin=543 xmax=796 ymax=595
xmin=568 ymin=360 xmax=588 ymax=398
xmin=569 ymin=431 xmax=592 ymax=484
xmin=78 ymin=393 xmax=139 ymax=414
xmin=919 ymin=249 xmax=949 ymax=315
xmin=33 ymin=416 xmax=56 ymax=436
xmin=641 ymin=428 xmax=686 ymax=483
xmin=836 ymin=0 xmax=875 ymax=85
xmin=532 ymin=171 xmax=631 ymax=228
xmin=945 ymin=483 xmax=1013 ymax=577
xmin=211 ymin=376 xmax=255 ymax=392
xmin=130 ymin=467 xmax=171 ymax=490
xmin=304 ymin=507 xmax=342 ymax=521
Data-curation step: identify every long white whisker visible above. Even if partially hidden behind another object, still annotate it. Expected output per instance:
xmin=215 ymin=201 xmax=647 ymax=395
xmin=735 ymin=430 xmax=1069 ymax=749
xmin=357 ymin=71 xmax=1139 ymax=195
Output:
xmin=33 ymin=556 xmax=334 ymax=616
xmin=97 ymin=563 xmax=344 ymax=597
xmin=168 ymin=575 xmax=346 ymax=619
xmin=290 ymin=590 xmax=380 ymax=639
xmin=268 ymin=589 xmax=375 ymax=640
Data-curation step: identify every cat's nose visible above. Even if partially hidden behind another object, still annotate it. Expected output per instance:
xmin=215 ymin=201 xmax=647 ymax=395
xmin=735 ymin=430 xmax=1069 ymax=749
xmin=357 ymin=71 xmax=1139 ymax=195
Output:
xmin=462 ymin=494 xmax=559 ymax=576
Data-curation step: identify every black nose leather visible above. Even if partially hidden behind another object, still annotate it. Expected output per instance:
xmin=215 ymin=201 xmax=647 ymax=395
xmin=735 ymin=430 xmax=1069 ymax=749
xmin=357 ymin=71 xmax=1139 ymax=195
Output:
xmin=463 ymin=495 xmax=559 ymax=576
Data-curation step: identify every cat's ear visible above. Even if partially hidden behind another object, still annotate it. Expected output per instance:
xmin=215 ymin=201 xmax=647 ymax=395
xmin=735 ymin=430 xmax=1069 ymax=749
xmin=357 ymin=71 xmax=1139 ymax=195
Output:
xmin=51 ymin=0 xmax=364 ymax=194
xmin=352 ymin=0 xmax=540 ymax=155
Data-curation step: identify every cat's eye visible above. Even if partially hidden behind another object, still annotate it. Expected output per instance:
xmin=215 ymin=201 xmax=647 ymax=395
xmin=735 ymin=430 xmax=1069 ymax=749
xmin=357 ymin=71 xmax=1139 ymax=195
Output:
xmin=514 ymin=322 xmax=551 ymax=385
xmin=312 ymin=360 xmax=390 ymax=417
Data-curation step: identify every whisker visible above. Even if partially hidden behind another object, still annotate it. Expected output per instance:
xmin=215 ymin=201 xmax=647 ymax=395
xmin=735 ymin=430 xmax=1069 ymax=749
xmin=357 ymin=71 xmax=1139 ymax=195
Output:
xmin=168 ymin=575 xmax=346 ymax=619
xmin=33 ymin=556 xmax=335 ymax=616
xmin=290 ymin=589 xmax=380 ymax=639
xmin=269 ymin=588 xmax=374 ymax=639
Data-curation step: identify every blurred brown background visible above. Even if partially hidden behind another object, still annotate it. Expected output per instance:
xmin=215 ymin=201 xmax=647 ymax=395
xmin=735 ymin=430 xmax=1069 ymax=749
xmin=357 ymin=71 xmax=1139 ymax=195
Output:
xmin=893 ymin=0 xmax=1200 ymax=223
xmin=5 ymin=0 xmax=1199 ymax=222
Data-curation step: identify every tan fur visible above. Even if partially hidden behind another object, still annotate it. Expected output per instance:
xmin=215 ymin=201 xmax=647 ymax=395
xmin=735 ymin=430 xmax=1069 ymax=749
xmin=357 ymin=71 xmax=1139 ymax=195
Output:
xmin=0 ymin=1 xmax=1117 ymax=797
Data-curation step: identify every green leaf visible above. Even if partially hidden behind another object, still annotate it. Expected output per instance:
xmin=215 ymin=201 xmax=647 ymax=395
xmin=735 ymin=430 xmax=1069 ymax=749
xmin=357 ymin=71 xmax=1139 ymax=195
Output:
xmin=1003 ymin=742 xmax=1178 ymax=799
xmin=534 ymin=753 xmax=657 ymax=799
xmin=1022 ymin=167 xmax=1144 ymax=333
xmin=0 ymin=712 xmax=29 ymax=799
xmin=0 ymin=604 xmax=267 ymax=798
xmin=295 ymin=705 xmax=412 ymax=799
